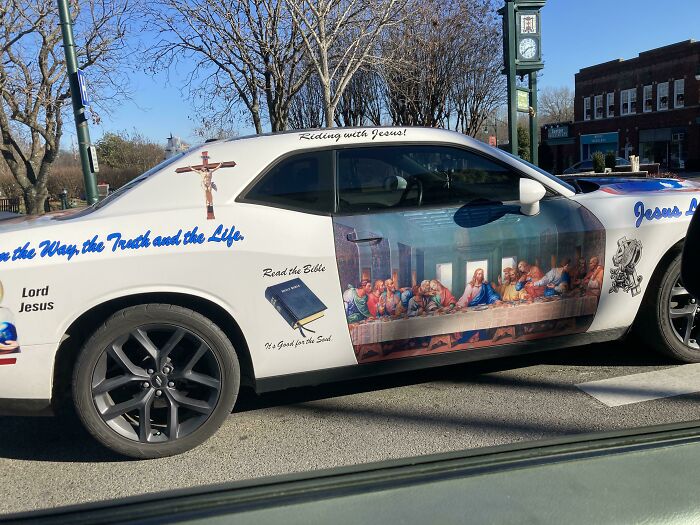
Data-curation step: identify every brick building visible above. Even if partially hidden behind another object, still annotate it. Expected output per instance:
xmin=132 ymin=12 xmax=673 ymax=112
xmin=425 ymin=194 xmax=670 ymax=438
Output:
xmin=541 ymin=40 xmax=700 ymax=174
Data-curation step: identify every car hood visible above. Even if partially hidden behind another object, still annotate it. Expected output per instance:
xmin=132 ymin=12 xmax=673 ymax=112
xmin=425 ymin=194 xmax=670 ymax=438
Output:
xmin=574 ymin=177 xmax=700 ymax=195
xmin=0 ymin=207 xmax=84 ymax=234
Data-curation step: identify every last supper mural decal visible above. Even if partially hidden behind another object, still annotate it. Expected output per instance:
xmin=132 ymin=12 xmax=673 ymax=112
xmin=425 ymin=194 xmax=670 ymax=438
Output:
xmin=333 ymin=199 xmax=606 ymax=363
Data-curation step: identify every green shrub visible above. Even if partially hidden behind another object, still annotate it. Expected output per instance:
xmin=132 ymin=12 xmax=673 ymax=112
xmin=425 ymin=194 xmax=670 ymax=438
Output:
xmin=592 ymin=151 xmax=605 ymax=173
xmin=605 ymin=151 xmax=616 ymax=170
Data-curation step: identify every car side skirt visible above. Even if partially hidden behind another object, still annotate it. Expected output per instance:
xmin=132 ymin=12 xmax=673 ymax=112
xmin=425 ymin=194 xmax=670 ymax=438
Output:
xmin=254 ymin=327 xmax=628 ymax=393
xmin=0 ymin=398 xmax=52 ymax=416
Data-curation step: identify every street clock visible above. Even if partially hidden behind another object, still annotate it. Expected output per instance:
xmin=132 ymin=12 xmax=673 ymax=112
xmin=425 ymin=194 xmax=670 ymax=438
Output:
xmin=516 ymin=10 xmax=542 ymax=64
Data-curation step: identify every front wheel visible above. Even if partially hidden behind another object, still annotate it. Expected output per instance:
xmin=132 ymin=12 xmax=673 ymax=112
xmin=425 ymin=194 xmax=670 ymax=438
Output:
xmin=636 ymin=252 xmax=700 ymax=362
xmin=73 ymin=304 xmax=240 ymax=459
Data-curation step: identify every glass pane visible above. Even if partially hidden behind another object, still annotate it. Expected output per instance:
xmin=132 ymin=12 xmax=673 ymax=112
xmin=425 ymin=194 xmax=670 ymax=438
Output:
xmin=246 ymin=152 xmax=333 ymax=213
xmin=337 ymin=145 xmax=521 ymax=213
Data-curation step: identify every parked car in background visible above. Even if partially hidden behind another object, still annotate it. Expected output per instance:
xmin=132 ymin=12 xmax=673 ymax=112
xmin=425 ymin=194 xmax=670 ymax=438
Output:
xmin=0 ymin=127 xmax=697 ymax=458
xmin=563 ymin=157 xmax=631 ymax=174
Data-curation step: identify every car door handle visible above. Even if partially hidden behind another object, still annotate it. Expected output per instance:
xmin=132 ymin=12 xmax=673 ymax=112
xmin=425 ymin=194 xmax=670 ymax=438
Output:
xmin=346 ymin=234 xmax=383 ymax=244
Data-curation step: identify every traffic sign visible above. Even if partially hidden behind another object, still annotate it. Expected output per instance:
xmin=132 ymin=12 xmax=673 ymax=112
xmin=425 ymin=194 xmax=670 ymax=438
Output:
xmin=76 ymin=69 xmax=89 ymax=107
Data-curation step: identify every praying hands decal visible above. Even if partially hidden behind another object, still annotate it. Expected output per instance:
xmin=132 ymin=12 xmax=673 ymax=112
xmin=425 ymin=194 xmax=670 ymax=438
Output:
xmin=176 ymin=151 xmax=236 ymax=220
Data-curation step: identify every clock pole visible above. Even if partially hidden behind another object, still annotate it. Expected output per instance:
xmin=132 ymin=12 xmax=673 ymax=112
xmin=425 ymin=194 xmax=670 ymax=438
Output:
xmin=499 ymin=0 xmax=545 ymax=164
xmin=529 ymin=71 xmax=538 ymax=164
xmin=502 ymin=1 xmax=518 ymax=155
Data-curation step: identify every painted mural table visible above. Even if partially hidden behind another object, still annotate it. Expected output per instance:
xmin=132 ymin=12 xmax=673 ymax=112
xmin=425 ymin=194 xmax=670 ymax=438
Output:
xmin=348 ymin=295 xmax=599 ymax=345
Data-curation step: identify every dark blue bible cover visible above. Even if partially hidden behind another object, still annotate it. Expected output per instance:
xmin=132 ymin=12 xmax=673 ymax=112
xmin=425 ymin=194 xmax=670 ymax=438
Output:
xmin=265 ymin=278 xmax=327 ymax=329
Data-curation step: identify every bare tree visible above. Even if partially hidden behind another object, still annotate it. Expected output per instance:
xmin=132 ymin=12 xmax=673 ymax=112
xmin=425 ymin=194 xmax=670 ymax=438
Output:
xmin=380 ymin=0 xmax=504 ymax=135
xmin=0 ymin=0 xmax=132 ymax=214
xmin=381 ymin=0 xmax=458 ymax=127
xmin=539 ymin=85 xmax=574 ymax=124
xmin=445 ymin=1 xmax=505 ymax=137
xmin=286 ymin=0 xmax=406 ymax=127
xmin=334 ymin=65 xmax=383 ymax=127
xmin=147 ymin=0 xmax=311 ymax=133
xmin=288 ymin=72 xmax=325 ymax=129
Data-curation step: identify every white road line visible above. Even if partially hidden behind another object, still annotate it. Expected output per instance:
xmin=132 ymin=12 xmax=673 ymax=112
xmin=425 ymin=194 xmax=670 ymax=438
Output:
xmin=576 ymin=364 xmax=700 ymax=407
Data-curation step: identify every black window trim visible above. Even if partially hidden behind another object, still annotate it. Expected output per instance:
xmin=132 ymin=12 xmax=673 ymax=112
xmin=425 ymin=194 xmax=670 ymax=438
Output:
xmin=236 ymin=141 xmax=565 ymax=216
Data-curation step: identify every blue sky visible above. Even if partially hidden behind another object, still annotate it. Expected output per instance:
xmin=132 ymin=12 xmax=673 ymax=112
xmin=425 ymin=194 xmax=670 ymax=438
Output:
xmin=84 ymin=0 xmax=700 ymax=146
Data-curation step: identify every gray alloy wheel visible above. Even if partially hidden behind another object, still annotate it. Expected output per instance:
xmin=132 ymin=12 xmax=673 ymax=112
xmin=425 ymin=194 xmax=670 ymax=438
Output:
xmin=668 ymin=278 xmax=699 ymax=350
xmin=73 ymin=304 xmax=239 ymax=459
xmin=637 ymin=252 xmax=700 ymax=363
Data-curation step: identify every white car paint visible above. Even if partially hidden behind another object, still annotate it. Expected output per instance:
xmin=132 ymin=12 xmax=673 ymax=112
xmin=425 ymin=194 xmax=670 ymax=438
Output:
xmin=0 ymin=127 xmax=695 ymax=405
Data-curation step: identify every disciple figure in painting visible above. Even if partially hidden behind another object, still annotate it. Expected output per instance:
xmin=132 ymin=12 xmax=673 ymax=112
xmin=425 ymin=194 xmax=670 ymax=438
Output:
xmin=367 ymin=279 xmax=386 ymax=318
xmin=457 ymin=269 xmax=502 ymax=307
xmin=429 ymin=279 xmax=457 ymax=310
xmin=344 ymin=280 xmax=372 ymax=322
xmin=516 ymin=260 xmax=545 ymax=298
xmin=497 ymin=267 xmax=529 ymax=302
xmin=581 ymin=256 xmax=605 ymax=296
xmin=407 ymin=280 xmax=438 ymax=316
xmin=533 ymin=259 xmax=571 ymax=297
xmin=382 ymin=279 xmax=405 ymax=317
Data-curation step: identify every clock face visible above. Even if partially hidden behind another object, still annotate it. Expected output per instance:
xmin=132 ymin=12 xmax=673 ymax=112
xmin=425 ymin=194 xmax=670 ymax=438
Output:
xmin=519 ymin=38 xmax=537 ymax=60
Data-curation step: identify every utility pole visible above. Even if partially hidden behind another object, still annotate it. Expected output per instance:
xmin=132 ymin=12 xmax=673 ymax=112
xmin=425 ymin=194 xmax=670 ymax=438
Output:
xmin=57 ymin=0 xmax=99 ymax=205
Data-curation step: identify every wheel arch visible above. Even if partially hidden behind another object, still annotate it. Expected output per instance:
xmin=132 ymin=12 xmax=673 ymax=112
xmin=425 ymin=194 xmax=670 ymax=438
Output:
xmin=636 ymin=237 xmax=685 ymax=315
xmin=52 ymin=292 xmax=255 ymax=413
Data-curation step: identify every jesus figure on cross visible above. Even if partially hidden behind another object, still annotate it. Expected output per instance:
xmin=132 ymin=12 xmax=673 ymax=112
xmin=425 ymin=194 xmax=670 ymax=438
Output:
xmin=175 ymin=151 xmax=236 ymax=220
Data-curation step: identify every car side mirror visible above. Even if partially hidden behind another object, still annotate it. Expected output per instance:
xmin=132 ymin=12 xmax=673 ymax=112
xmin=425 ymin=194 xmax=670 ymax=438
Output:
xmin=519 ymin=178 xmax=546 ymax=216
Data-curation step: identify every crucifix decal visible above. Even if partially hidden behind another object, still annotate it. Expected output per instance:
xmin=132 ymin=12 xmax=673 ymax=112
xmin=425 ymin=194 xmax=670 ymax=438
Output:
xmin=175 ymin=151 xmax=236 ymax=220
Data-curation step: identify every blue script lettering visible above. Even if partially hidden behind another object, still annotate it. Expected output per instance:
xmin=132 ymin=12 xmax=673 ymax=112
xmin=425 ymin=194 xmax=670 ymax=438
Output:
xmin=12 ymin=242 xmax=36 ymax=261
xmin=183 ymin=227 xmax=205 ymax=245
xmin=686 ymin=198 xmax=698 ymax=217
xmin=38 ymin=240 xmax=79 ymax=260
xmin=106 ymin=231 xmax=152 ymax=252
xmin=207 ymin=224 xmax=244 ymax=247
xmin=82 ymin=235 xmax=105 ymax=254
xmin=153 ymin=229 xmax=182 ymax=247
xmin=634 ymin=201 xmax=683 ymax=228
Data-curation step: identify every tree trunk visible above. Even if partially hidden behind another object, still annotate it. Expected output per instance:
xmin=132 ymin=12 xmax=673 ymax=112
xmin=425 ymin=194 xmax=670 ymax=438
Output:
xmin=23 ymin=190 xmax=49 ymax=216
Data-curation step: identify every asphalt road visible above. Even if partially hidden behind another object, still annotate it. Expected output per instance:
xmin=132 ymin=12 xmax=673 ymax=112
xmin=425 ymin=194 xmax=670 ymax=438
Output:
xmin=2 ymin=339 xmax=700 ymax=517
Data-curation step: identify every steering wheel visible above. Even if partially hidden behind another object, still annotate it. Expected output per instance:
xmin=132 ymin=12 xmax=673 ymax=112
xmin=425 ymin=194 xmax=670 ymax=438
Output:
xmin=399 ymin=176 xmax=423 ymax=207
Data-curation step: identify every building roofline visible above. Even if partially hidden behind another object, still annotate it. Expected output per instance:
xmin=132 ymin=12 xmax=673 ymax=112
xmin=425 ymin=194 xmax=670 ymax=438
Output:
xmin=576 ymin=39 xmax=698 ymax=77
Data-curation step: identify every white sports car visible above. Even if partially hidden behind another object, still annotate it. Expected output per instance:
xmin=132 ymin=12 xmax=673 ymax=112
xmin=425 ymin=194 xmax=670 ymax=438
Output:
xmin=0 ymin=127 xmax=697 ymax=458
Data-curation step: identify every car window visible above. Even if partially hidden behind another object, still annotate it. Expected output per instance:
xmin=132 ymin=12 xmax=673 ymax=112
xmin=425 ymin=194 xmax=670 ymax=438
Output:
xmin=336 ymin=145 xmax=521 ymax=213
xmin=244 ymin=151 xmax=334 ymax=213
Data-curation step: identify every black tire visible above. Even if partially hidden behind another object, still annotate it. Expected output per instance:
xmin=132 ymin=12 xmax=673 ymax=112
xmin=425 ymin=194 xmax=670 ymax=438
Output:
xmin=636 ymin=252 xmax=700 ymax=362
xmin=73 ymin=304 xmax=240 ymax=459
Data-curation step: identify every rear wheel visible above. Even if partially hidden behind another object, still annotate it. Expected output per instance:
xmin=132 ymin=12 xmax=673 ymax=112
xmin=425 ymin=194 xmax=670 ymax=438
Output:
xmin=636 ymin=253 xmax=700 ymax=362
xmin=73 ymin=304 xmax=239 ymax=459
